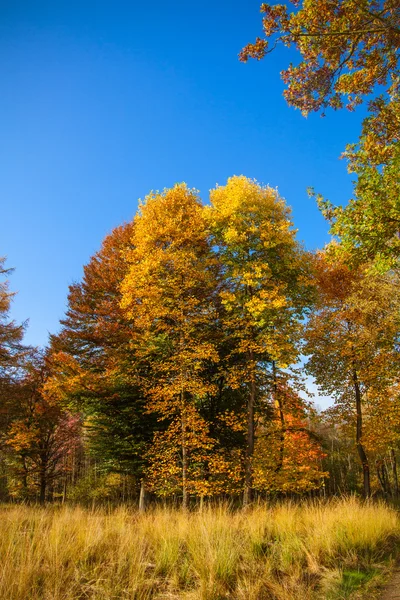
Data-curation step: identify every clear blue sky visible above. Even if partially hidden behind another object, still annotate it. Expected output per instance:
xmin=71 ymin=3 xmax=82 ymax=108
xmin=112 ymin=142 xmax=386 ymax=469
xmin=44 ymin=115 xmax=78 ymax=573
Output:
xmin=1 ymin=0 xmax=364 ymax=351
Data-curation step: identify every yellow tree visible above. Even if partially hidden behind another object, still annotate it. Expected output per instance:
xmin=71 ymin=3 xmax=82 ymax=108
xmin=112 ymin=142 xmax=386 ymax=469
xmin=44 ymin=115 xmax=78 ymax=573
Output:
xmin=305 ymin=251 xmax=400 ymax=496
xmin=207 ymin=176 xmax=313 ymax=504
xmin=120 ymin=184 xmax=220 ymax=508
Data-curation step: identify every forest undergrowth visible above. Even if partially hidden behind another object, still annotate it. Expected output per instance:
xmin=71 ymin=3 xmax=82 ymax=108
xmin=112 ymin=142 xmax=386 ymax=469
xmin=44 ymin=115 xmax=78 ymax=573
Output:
xmin=0 ymin=496 xmax=399 ymax=600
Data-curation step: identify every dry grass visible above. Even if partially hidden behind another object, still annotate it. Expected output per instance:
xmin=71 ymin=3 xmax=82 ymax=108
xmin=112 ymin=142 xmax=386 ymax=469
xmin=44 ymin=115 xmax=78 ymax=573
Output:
xmin=0 ymin=497 xmax=398 ymax=600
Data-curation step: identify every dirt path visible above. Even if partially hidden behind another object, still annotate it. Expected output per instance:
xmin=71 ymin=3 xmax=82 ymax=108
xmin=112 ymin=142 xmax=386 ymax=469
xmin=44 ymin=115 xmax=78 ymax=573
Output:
xmin=380 ymin=571 xmax=400 ymax=600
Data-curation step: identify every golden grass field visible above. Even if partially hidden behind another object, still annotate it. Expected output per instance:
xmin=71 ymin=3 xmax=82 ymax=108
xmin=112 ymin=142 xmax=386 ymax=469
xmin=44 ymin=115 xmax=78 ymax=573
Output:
xmin=0 ymin=497 xmax=398 ymax=600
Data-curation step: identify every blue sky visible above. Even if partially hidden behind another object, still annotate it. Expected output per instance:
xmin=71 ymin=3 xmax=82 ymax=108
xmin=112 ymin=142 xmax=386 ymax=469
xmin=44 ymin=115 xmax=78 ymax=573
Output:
xmin=1 ymin=0 xmax=365 ymax=356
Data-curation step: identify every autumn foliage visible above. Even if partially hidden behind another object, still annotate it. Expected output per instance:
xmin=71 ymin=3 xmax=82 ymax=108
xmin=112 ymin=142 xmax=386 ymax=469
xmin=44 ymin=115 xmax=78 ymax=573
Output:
xmin=2 ymin=176 xmax=323 ymax=505
xmin=1 ymin=176 xmax=399 ymax=505
xmin=242 ymin=0 xmax=400 ymax=270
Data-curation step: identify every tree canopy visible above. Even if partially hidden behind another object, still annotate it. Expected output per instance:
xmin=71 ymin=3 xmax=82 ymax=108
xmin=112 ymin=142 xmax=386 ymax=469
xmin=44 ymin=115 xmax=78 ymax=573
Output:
xmin=241 ymin=0 xmax=400 ymax=270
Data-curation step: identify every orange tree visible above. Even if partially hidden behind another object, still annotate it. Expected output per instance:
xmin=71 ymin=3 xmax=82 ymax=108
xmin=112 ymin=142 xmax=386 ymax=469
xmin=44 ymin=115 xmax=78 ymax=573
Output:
xmin=241 ymin=1 xmax=400 ymax=269
xmin=5 ymin=352 xmax=81 ymax=503
xmin=47 ymin=223 xmax=158 ymax=490
xmin=256 ymin=365 xmax=327 ymax=494
xmin=253 ymin=367 xmax=327 ymax=494
xmin=241 ymin=1 xmax=399 ymax=120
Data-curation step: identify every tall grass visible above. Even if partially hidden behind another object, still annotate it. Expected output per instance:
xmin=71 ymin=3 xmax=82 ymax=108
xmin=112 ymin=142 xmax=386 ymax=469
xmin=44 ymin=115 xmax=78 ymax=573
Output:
xmin=0 ymin=497 xmax=398 ymax=599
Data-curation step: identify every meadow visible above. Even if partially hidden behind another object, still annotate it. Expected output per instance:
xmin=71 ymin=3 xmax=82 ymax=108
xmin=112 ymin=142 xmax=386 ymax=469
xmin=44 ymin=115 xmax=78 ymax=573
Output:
xmin=0 ymin=497 xmax=398 ymax=600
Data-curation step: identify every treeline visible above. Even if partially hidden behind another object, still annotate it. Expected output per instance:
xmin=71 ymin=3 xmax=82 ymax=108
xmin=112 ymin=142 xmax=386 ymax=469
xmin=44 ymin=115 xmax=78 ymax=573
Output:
xmin=1 ymin=176 xmax=400 ymax=506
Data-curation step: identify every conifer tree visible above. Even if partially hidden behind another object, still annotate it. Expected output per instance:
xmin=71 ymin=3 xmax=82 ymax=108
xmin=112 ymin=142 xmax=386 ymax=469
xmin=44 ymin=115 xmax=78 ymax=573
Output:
xmin=48 ymin=223 xmax=156 ymax=493
xmin=0 ymin=257 xmax=25 ymax=380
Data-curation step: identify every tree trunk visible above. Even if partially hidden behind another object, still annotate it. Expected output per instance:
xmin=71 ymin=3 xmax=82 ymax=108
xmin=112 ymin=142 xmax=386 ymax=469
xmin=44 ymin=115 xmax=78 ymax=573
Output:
xmin=139 ymin=479 xmax=146 ymax=512
xmin=376 ymin=459 xmax=391 ymax=495
xmin=243 ymin=349 xmax=255 ymax=507
xmin=62 ymin=475 xmax=67 ymax=504
xmin=182 ymin=410 xmax=188 ymax=510
xmin=47 ymin=480 xmax=54 ymax=503
xmin=391 ymin=448 xmax=399 ymax=497
xmin=384 ymin=458 xmax=392 ymax=496
xmin=22 ymin=457 xmax=28 ymax=496
xmin=273 ymin=362 xmax=285 ymax=473
xmin=39 ymin=467 xmax=47 ymax=504
xmin=352 ymin=368 xmax=370 ymax=497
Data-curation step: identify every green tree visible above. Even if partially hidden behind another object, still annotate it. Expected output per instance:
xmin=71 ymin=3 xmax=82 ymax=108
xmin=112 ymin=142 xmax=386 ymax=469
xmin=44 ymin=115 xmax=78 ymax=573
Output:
xmin=315 ymin=145 xmax=400 ymax=271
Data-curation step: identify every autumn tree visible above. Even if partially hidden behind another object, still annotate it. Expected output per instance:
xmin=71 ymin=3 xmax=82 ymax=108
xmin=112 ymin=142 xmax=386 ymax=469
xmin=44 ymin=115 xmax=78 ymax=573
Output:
xmin=50 ymin=223 xmax=135 ymax=371
xmin=120 ymin=184 xmax=221 ymax=508
xmin=304 ymin=252 xmax=400 ymax=496
xmin=207 ymin=176 xmax=313 ymax=504
xmin=0 ymin=257 xmax=27 ymax=498
xmin=362 ymin=381 xmax=400 ymax=496
xmin=241 ymin=1 xmax=399 ymax=118
xmin=314 ymin=408 xmax=364 ymax=495
xmin=315 ymin=145 xmax=400 ymax=271
xmin=253 ymin=371 xmax=327 ymax=494
xmin=5 ymin=352 xmax=81 ymax=503
xmin=48 ymin=223 xmax=157 ymax=496
xmin=241 ymin=1 xmax=400 ymax=268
